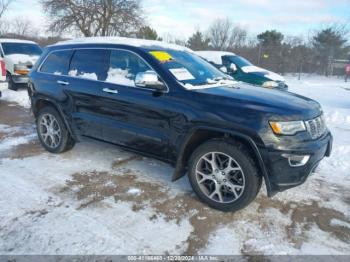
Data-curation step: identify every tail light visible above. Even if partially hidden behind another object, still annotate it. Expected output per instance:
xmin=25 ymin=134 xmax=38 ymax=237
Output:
xmin=0 ymin=60 xmax=5 ymax=77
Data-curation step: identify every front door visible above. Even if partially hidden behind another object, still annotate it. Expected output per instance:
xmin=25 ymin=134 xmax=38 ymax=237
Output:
xmin=98 ymin=49 xmax=171 ymax=158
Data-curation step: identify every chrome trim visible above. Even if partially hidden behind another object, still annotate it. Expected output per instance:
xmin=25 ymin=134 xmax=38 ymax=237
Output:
xmin=57 ymin=80 xmax=69 ymax=85
xmin=282 ymin=154 xmax=310 ymax=167
xmin=305 ymin=114 xmax=326 ymax=139
xmin=102 ymin=87 xmax=118 ymax=94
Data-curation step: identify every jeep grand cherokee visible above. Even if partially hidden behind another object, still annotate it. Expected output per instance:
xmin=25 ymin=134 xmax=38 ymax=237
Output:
xmin=28 ymin=37 xmax=332 ymax=212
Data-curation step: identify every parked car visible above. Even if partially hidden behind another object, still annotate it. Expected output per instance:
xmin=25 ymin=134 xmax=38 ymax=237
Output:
xmin=0 ymin=57 xmax=6 ymax=97
xmin=28 ymin=37 xmax=332 ymax=212
xmin=0 ymin=39 xmax=42 ymax=90
xmin=196 ymin=51 xmax=288 ymax=90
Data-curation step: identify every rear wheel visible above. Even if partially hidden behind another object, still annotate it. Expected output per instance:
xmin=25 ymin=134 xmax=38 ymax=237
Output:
xmin=36 ymin=107 xmax=75 ymax=153
xmin=188 ymin=140 xmax=262 ymax=212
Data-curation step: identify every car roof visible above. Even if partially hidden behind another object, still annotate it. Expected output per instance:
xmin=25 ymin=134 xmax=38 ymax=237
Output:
xmin=196 ymin=51 xmax=236 ymax=65
xmin=0 ymin=38 xmax=38 ymax=44
xmin=52 ymin=36 xmax=193 ymax=52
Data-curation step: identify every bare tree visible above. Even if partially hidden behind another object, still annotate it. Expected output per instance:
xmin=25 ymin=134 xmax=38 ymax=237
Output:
xmin=228 ymin=25 xmax=247 ymax=48
xmin=10 ymin=17 xmax=35 ymax=36
xmin=0 ymin=19 xmax=10 ymax=35
xmin=0 ymin=0 xmax=13 ymax=19
xmin=41 ymin=0 xmax=144 ymax=37
xmin=207 ymin=18 xmax=247 ymax=50
xmin=161 ymin=33 xmax=186 ymax=46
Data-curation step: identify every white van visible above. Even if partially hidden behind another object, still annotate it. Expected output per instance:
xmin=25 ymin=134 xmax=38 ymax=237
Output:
xmin=0 ymin=39 xmax=42 ymax=90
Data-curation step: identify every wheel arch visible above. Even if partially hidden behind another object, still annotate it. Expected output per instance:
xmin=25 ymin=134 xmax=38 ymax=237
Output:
xmin=172 ymin=126 xmax=272 ymax=194
xmin=33 ymin=98 xmax=76 ymax=140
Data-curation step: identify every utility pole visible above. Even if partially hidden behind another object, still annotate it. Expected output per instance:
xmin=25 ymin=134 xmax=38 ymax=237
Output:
xmin=257 ymin=42 xmax=262 ymax=66
xmin=298 ymin=60 xmax=303 ymax=80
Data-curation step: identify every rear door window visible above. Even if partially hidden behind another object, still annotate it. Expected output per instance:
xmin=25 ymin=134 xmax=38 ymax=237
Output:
xmin=69 ymin=49 xmax=110 ymax=81
xmin=40 ymin=50 xmax=73 ymax=75
xmin=106 ymin=50 xmax=152 ymax=87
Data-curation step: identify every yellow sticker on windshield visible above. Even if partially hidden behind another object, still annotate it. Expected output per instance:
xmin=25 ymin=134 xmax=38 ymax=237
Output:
xmin=149 ymin=51 xmax=173 ymax=62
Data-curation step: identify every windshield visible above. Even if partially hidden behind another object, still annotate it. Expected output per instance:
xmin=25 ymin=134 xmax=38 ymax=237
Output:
xmin=150 ymin=49 xmax=233 ymax=88
xmin=1 ymin=43 xmax=42 ymax=56
xmin=225 ymin=55 xmax=253 ymax=68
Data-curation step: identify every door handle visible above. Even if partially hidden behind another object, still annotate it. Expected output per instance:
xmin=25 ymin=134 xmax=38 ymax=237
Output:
xmin=57 ymin=80 xmax=69 ymax=86
xmin=103 ymin=88 xmax=119 ymax=94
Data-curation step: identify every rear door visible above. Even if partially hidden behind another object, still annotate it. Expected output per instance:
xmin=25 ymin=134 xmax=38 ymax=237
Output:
xmin=63 ymin=48 xmax=111 ymax=140
xmin=32 ymin=49 xmax=74 ymax=108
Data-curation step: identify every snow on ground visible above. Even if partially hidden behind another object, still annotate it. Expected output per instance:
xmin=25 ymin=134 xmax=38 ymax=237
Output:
xmin=1 ymin=83 xmax=31 ymax=108
xmin=0 ymin=76 xmax=349 ymax=255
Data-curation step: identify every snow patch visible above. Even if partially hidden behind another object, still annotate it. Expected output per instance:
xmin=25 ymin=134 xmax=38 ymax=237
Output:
xmin=0 ymin=133 xmax=36 ymax=151
xmin=127 ymin=188 xmax=142 ymax=195
xmin=1 ymin=89 xmax=31 ymax=108
xmin=5 ymin=54 xmax=39 ymax=65
xmin=199 ymin=227 xmax=241 ymax=255
xmin=68 ymin=70 xmax=98 ymax=80
xmin=330 ymin=219 xmax=350 ymax=229
xmin=106 ymin=68 xmax=135 ymax=86
xmin=55 ymin=37 xmax=193 ymax=52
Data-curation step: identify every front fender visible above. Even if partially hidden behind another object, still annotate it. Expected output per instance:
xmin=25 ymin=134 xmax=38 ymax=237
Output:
xmin=172 ymin=126 xmax=273 ymax=196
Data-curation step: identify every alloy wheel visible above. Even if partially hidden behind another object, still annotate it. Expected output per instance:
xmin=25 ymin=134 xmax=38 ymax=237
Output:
xmin=195 ymin=152 xmax=245 ymax=203
xmin=39 ymin=113 xmax=62 ymax=149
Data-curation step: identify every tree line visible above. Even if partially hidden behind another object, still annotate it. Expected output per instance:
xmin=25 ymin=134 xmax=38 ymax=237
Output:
xmin=0 ymin=0 xmax=349 ymax=75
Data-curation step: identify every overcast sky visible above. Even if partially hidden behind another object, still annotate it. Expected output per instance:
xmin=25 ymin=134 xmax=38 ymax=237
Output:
xmin=3 ymin=0 xmax=350 ymax=39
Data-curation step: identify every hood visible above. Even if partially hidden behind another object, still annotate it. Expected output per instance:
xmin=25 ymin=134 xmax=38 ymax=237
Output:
xmin=5 ymin=54 xmax=40 ymax=66
xmin=241 ymin=66 xmax=285 ymax=82
xmin=194 ymin=82 xmax=321 ymax=120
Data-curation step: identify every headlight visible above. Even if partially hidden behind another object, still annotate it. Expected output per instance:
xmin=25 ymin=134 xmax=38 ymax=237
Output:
xmin=14 ymin=64 xmax=29 ymax=75
xmin=269 ymin=120 xmax=306 ymax=135
xmin=262 ymin=81 xmax=278 ymax=88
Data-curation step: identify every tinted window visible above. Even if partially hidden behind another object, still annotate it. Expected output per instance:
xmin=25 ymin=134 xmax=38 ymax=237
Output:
xmin=106 ymin=50 xmax=151 ymax=86
xmin=40 ymin=50 xmax=73 ymax=75
xmin=2 ymin=43 xmax=42 ymax=56
xmin=69 ymin=49 xmax=110 ymax=81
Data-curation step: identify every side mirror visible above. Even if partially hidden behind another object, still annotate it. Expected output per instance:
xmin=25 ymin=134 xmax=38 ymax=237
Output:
xmin=135 ymin=71 xmax=165 ymax=91
xmin=229 ymin=63 xmax=237 ymax=72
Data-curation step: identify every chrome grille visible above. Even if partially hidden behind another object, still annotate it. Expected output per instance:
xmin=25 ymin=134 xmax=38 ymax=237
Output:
xmin=305 ymin=115 xmax=326 ymax=139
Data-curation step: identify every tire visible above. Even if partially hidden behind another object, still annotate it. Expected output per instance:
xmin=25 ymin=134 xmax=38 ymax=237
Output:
xmin=6 ymin=72 xmax=18 ymax=91
xmin=36 ymin=106 xmax=75 ymax=153
xmin=188 ymin=139 xmax=262 ymax=212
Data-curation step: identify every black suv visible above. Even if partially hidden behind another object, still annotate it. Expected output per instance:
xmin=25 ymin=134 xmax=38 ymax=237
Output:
xmin=28 ymin=37 xmax=332 ymax=212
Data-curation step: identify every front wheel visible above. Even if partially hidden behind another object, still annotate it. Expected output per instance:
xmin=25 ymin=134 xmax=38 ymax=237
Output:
xmin=6 ymin=73 xmax=18 ymax=91
xmin=36 ymin=107 xmax=75 ymax=153
xmin=188 ymin=140 xmax=262 ymax=212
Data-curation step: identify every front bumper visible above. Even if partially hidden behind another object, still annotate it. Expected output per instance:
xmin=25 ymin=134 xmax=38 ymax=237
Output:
xmin=11 ymin=74 xmax=29 ymax=84
xmin=261 ymin=131 xmax=332 ymax=195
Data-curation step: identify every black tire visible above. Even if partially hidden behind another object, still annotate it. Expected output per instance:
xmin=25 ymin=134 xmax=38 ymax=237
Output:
xmin=36 ymin=106 xmax=75 ymax=153
xmin=6 ymin=72 xmax=18 ymax=91
xmin=188 ymin=139 xmax=262 ymax=212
